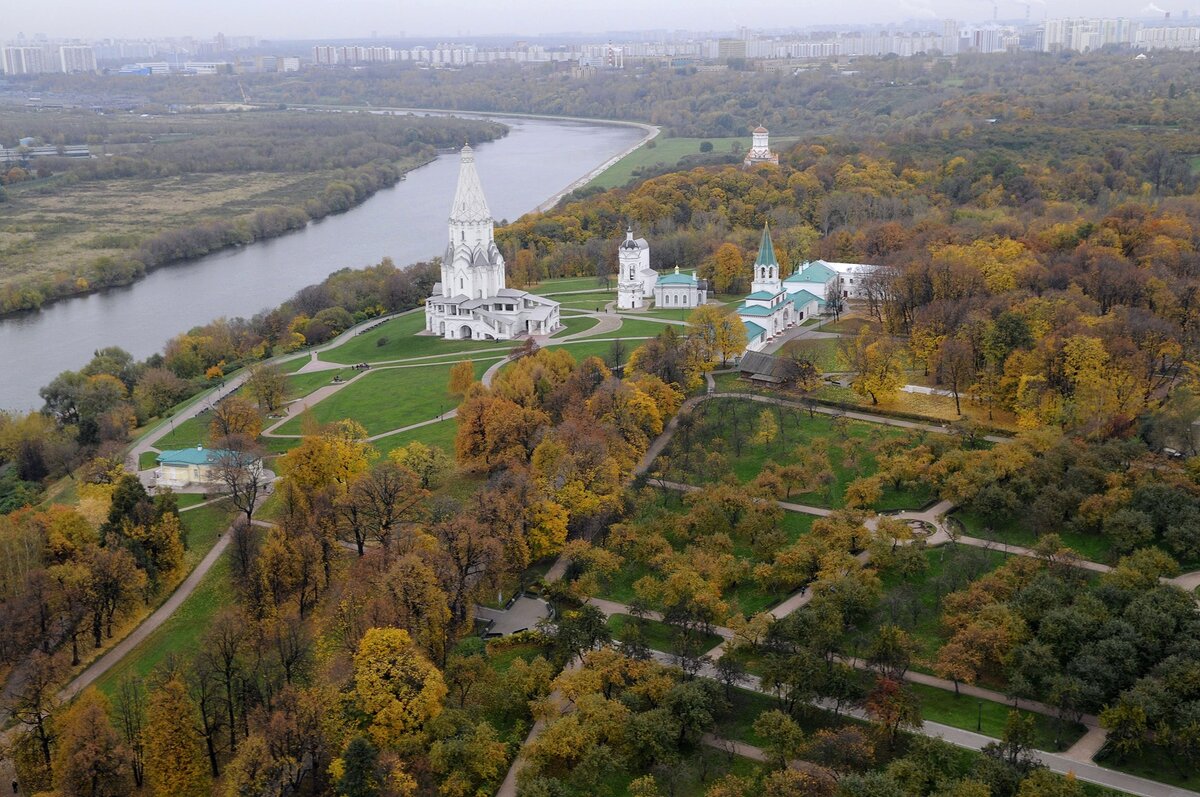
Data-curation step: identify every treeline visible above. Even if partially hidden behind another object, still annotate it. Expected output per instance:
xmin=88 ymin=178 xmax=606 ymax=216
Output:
xmin=0 ymin=111 xmax=503 ymax=314
xmin=22 ymin=50 xmax=1199 ymax=142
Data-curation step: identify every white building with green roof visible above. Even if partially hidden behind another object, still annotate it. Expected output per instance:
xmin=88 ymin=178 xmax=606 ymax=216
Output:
xmin=735 ymin=224 xmax=827 ymax=351
xmin=652 ymin=266 xmax=707 ymax=309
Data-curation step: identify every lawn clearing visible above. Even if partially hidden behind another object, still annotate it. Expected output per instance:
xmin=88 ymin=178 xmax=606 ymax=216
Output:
xmin=906 ymin=682 xmax=1086 ymax=751
xmin=590 ymin=136 xmax=756 ymax=189
xmin=154 ymin=414 xmax=210 ymax=449
xmin=272 ymin=361 xmax=476 ymax=437
xmin=372 ymin=418 xmax=459 ymax=457
xmin=663 ymin=397 xmax=934 ymax=511
xmin=93 ymin=552 xmax=234 ymax=699
xmin=320 ymin=311 xmax=512 ymax=364
xmin=953 ymin=510 xmax=1114 ymax=564
xmin=606 ymin=613 xmax=723 ymax=656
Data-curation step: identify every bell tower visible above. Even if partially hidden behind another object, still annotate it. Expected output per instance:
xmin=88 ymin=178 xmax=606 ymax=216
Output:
xmin=617 ymin=225 xmax=650 ymax=310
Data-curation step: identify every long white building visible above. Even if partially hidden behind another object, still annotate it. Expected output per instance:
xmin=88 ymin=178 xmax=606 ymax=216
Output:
xmin=424 ymin=145 xmax=560 ymax=340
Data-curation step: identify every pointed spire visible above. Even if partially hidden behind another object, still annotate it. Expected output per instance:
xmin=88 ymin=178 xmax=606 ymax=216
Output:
xmin=754 ymin=223 xmax=778 ymax=267
xmin=449 ymin=144 xmax=491 ymax=225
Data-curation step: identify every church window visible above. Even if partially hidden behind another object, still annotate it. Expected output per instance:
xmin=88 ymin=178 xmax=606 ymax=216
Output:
xmin=459 ymin=278 xmax=464 ymax=290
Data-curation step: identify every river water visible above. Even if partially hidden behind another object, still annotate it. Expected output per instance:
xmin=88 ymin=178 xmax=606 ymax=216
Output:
xmin=0 ymin=116 xmax=642 ymax=411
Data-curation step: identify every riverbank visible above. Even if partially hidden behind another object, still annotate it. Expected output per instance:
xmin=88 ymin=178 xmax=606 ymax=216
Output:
xmin=0 ymin=110 xmax=505 ymax=318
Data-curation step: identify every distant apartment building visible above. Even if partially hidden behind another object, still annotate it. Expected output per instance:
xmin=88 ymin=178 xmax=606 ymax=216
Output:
xmin=3 ymin=46 xmax=52 ymax=74
xmin=58 ymin=45 xmax=97 ymax=73
xmin=183 ymin=61 xmax=230 ymax=75
xmin=280 ymin=56 xmax=301 ymax=72
xmin=1041 ymin=18 xmax=1140 ymax=51
xmin=1136 ymin=25 xmax=1200 ymax=49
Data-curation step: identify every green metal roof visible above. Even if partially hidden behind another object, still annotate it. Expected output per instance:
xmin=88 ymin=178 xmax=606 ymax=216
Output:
xmin=656 ymin=272 xmax=696 ymax=285
xmin=745 ymin=290 xmax=778 ymax=301
xmin=736 ymin=304 xmax=775 ymax=317
xmin=788 ymin=289 xmax=822 ymax=308
xmin=157 ymin=447 xmax=229 ymax=466
xmin=754 ymin=224 xmax=779 ymax=268
xmin=743 ymin=321 xmax=766 ymax=340
xmin=793 ymin=261 xmax=838 ymax=284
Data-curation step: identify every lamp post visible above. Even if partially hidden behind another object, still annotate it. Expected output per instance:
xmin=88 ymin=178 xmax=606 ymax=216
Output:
xmin=977 ymin=701 xmax=983 ymax=733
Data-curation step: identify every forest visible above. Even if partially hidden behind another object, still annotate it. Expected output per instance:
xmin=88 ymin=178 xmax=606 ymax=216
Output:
xmin=1 ymin=49 xmax=1200 ymax=797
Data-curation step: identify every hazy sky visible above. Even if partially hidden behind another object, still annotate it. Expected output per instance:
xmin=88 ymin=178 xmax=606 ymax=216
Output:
xmin=6 ymin=0 xmax=1192 ymax=40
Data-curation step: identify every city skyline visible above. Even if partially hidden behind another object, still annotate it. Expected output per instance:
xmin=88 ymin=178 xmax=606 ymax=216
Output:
xmin=5 ymin=0 xmax=1196 ymax=41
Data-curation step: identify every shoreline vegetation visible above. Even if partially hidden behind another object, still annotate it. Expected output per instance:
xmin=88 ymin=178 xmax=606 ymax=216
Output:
xmin=0 ymin=110 xmax=506 ymax=316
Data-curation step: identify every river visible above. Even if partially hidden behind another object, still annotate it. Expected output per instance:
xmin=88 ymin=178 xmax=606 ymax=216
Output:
xmin=0 ymin=116 xmax=644 ymax=411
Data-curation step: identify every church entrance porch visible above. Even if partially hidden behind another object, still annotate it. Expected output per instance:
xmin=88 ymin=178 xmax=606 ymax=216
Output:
xmin=459 ymin=325 xmax=474 ymax=339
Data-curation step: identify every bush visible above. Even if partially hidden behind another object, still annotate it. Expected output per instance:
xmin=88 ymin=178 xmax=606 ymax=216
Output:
xmin=376 ymin=336 xmax=389 ymax=347
xmin=699 ymin=140 xmax=713 ymax=153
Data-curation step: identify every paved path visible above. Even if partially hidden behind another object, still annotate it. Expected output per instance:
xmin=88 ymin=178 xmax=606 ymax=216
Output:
xmin=58 ymin=501 xmax=253 ymax=702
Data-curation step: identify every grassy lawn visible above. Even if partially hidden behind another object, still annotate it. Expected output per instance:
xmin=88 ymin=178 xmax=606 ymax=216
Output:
xmin=953 ymin=510 xmax=1114 ymax=564
xmin=93 ymin=553 xmax=234 ymax=699
xmin=614 ymin=317 xmax=679 ymax=338
xmin=277 ymin=356 xmax=310 ymax=374
xmin=780 ymin=337 xmax=842 ymax=372
xmin=543 ymin=338 xmax=647 ymax=367
xmin=526 ymin=276 xmax=613 ymax=295
xmin=175 ymin=493 xmax=211 ymax=509
xmin=717 ymin=687 xmax=864 ymax=746
xmin=552 ymin=294 xmax=617 ymax=310
xmin=907 ymin=682 xmax=1086 ymax=751
xmin=550 ymin=314 xmax=600 ymax=338
xmin=372 ymin=418 xmax=459 ymax=457
xmin=287 ymin=368 xmax=354 ymax=398
xmin=179 ymin=502 xmax=234 ymax=568
xmin=138 ymin=451 xmax=160 ymax=471
xmin=590 ymin=136 xmax=754 ymax=189
xmin=320 ymin=311 xmax=512 ymax=364
xmin=155 ymin=414 xmax=210 ymax=450
xmin=272 ymin=361 xmax=475 ymax=437
xmin=1096 ymin=743 xmax=1200 ymax=790
xmin=607 ymin=613 xmax=723 ymax=656
xmin=850 ymin=546 xmax=1009 ymax=665
xmin=665 ymin=398 xmax=932 ymax=511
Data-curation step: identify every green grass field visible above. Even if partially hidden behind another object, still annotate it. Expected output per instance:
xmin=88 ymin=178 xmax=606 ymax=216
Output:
xmin=906 ymin=682 xmax=1086 ymax=751
xmin=372 ymin=418 xmax=460 ymax=457
xmin=287 ymin=368 xmax=354 ymax=398
xmin=320 ymin=311 xmax=511 ymax=364
xmin=154 ymin=414 xmax=210 ymax=449
xmin=606 ymin=613 xmax=723 ymax=656
xmin=780 ymin=337 xmax=843 ymax=372
xmin=953 ymin=510 xmax=1114 ymax=564
xmin=527 ymin=276 xmax=613 ymax=295
xmin=665 ymin=398 xmax=933 ymax=511
xmin=550 ymin=314 xmax=600 ymax=338
xmin=273 ymin=361 xmax=477 ymax=437
xmin=94 ymin=553 xmax=234 ymax=699
xmin=590 ymin=136 xmax=752 ymax=189
xmin=612 ymin=317 xmax=678 ymax=338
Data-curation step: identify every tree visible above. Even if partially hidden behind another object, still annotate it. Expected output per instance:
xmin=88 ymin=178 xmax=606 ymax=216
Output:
xmin=709 ymin=242 xmax=746 ymax=295
xmin=389 ymin=441 xmax=452 ymax=490
xmin=866 ymin=625 xmax=919 ymax=680
xmin=448 ymin=360 xmax=476 ymax=398
xmin=753 ymin=709 xmax=806 ymax=769
xmin=840 ymin=328 xmax=904 ymax=406
xmin=335 ymin=736 xmax=383 ymax=797
xmin=933 ymin=641 xmax=981 ymax=695
xmin=935 ymin=337 xmax=975 ymax=416
xmin=1100 ymin=699 xmax=1148 ymax=760
xmin=752 ymin=409 xmax=779 ymax=448
xmin=52 ymin=688 xmax=131 ymax=797
xmin=548 ymin=603 xmax=612 ymax=665
xmin=428 ymin=713 xmax=509 ymax=797
xmin=114 ymin=676 xmax=147 ymax=788
xmin=145 ymin=675 xmax=210 ymax=797
xmin=244 ymin=363 xmax=288 ymax=412
xmin=212 ymin=441 xmax=268 ymax=525
xmin=353 ymin=627 xmax=447 ymax=747
xmin=348 ymin=461 xmax=427 ymax=555
xmin=209 ymin=396 xmax=262 ymax=442
xmin=864 ymin=678 xmax=921 ymax=749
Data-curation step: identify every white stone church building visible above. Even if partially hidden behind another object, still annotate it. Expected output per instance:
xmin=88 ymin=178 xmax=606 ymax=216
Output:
xmin=424 ymin=145 xmax=560 ymax=340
